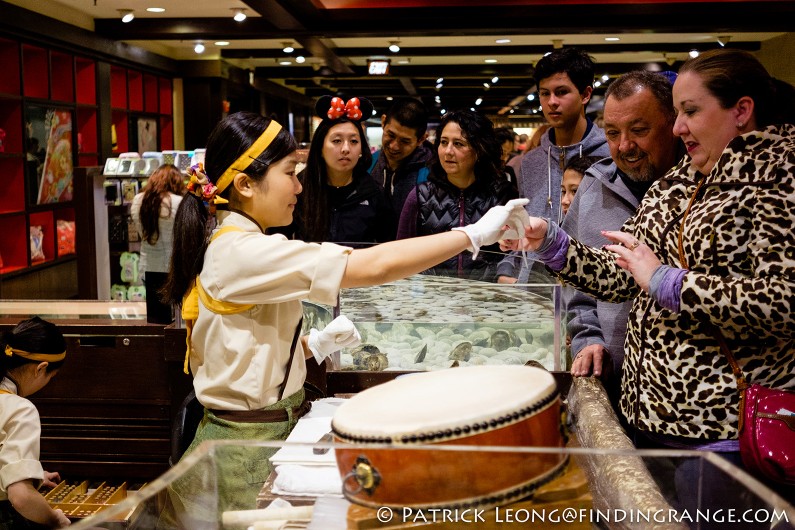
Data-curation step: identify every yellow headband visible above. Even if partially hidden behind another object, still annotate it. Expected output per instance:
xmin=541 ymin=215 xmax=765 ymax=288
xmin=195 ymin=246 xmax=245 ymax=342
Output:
xmin=214 ymin=120 xmax=283 ymax=195
xmin=4 ymin=344 xmax=66 ymax=363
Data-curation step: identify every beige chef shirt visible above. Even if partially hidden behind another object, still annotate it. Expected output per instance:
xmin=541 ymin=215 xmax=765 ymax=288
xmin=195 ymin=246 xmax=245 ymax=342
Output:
xmin=0 ymin=379 xmax=45 ymax=500
xmin=190 ymin=211 xmax=351 ymax=411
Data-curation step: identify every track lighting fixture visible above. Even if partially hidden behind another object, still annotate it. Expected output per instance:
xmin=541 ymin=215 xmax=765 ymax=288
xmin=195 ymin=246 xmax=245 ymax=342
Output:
xmin=119 ymin=9 xmax=134 ymax=23
xmin=388 ymin=40 xmax=401 ymax=53
xmin=232 ymin=8 xmax=247 ymax=22
xmin=282 ymin=42 xmax=295 ymax=54
xmin=717 ymin=35 xmax=731 ymax=47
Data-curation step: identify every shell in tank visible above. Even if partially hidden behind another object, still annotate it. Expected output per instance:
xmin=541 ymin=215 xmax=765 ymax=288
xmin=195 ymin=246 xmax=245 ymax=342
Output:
xmin=489 ymin=330 xmax=519 ymax=352
xmin=448 ymin=341 xmax=472 ymax=362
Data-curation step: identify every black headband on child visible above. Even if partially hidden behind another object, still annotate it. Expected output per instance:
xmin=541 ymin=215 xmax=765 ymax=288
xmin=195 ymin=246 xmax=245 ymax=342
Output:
xmin=315 ymin=95 xmax=374 ymax=122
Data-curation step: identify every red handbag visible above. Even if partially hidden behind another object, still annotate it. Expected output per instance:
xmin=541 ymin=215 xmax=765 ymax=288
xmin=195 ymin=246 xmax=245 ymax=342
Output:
xmin=713 ymin=330 xmax=795 ymax=486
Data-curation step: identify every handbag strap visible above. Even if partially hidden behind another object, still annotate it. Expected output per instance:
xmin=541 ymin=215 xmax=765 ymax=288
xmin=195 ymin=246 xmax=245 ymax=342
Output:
xmin=677 ymin=176 xmax=748 ymax=431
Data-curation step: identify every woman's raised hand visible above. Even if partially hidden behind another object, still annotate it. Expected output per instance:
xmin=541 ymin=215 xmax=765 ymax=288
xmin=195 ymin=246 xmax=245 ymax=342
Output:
xmin=602 ymin=230 xmax=662 ymax=292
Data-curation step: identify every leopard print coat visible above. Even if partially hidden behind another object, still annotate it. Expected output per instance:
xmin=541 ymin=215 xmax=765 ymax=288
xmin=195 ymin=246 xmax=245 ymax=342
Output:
xmin=557 ymin=124 xmax=795 ymax=440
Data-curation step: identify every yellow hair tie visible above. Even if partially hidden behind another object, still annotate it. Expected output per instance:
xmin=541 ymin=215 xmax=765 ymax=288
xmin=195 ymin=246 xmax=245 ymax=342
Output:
xmin=5 ymin=344 xmax=66 ymax=362
xmin=215 ymin=121 xmax=282 ymax=194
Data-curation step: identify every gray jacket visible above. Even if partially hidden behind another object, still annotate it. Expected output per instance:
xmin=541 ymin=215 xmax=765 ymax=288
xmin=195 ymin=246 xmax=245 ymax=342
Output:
xmin=497 ymin=121 xmax=610 ymax=280
xmin=560 ymin=159 xmax=640 ymax=374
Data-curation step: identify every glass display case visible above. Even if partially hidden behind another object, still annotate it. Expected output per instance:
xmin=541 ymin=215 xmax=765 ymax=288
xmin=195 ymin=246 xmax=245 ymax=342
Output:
xmin=65 ymin=439 xmax=795 ymax=530
xmin=0 ymin=299 xmax=147 ymax=320
xmin=333 ymin=275 xmax=565 ymax=372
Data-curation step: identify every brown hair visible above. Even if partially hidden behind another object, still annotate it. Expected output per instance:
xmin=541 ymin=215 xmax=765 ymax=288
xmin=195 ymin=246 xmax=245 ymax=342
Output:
xmin=139 ymin=164 xmax=185 ymax=245
xmin=678 ymin=49 xmax=795 ymax=128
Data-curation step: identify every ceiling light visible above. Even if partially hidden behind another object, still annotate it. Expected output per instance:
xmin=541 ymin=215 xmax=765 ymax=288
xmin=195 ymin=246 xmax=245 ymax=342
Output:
xmin=475 ymin=98 xmax=483 ymax=106
xmin=485 ymin=59 xmax=497 ymax=63
xmin=295 ymin=55 xmax=306 ymax=63
xmin=435 ymin=83 xmax=443 ymax=90
xmin=601 ymin=74 xmax=609 ymax=82
xmin=232 ymin=8 xmax=247 ymax=22
xmin=119 ymin=9 xmax=134 ymax=23
xmin=279 ymin=60 xmax=292 ymax=65
xmin=605 ymin=37 xmax=620 ymax=42
xmin=470 ymin=107 xmax=476 ymax=111
xmin=526 ymin=94 xmax=535 ymax=101
xmin=282 ymin=42 xmax=294 ymax=54
xmin=717 ymin=35 xmax=731 ymax=47
xmin=398 ymin=59 xmax=410 ymax=64
xmin=146 ymin=7 xmax=165 ymax=13
xmin=495 ymin=39 xmax=511 ymax=44
xmin=215 ymin=41 xmax=230 ymax=46
xmin=594 ymin=81 xmax=602 ymax=88
xmin=492 ymin=76 xmax=499 ymax=84
xmin=689 ymin=49 xmax=699 ymax=58
xmin=441 ymin=109 xmax=446 ymax=115
xmin=194 ymin=42 xmax=205 ymax=54
xmin=483 ymin=83 xmax=490 ymax=89
xmin=388 ymin=41 xmax=401 ymax=53
xmin=509 ymin=109 xmax=515 ymax=114
xmin=436 ymin=77 xmax=444 ymax=84
xmin=386 ymin=96 xmax=394 ymax=101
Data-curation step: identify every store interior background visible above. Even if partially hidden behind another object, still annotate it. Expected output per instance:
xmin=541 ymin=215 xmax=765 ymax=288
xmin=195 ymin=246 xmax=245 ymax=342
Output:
xmin=1 ymin=0 xmax=794 ymax=301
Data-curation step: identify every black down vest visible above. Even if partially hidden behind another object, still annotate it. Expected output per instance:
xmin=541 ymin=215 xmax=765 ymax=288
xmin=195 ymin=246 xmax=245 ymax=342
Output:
xmin=415 ymin=172 xmax=517 ymax=281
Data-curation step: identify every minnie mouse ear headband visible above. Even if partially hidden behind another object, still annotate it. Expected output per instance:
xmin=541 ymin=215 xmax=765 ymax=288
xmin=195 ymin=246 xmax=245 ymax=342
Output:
xmin=316 ymin=95 xmax=374 ymax=122
xmin=187 ymin=119 xmax=283 ymax=204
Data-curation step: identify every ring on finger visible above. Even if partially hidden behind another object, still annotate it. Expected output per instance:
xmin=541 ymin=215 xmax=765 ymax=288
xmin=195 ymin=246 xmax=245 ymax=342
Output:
xmin=628 ymin=240 xmax=641 ymax=251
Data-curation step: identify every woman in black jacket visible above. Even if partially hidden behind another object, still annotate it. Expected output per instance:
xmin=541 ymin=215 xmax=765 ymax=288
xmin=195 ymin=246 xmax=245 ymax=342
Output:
xmin=292 ymin=96 xmax=395 ymax=247
xmin=397 ymin=110 xmax=518 ymax=281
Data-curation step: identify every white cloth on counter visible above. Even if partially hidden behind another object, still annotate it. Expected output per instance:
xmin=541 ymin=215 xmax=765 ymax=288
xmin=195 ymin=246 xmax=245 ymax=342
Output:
xmin=269 ymin=417 xmax=336 ymax=466
xmin=303 ymin=397 xmax=346 ymax=419
xmin=272 ymin=464 xmax=343 ymax=496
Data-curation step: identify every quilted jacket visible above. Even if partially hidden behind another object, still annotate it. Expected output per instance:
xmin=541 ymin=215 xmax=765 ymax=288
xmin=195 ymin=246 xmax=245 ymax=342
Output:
xmin=557 ymin=124 xmax=795 ymax=440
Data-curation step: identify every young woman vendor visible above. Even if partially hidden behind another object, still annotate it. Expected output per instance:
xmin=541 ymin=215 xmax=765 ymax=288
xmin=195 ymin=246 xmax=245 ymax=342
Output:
xmin=159 ymin=110 xmax=529 ymax=521
xmin=1 ymin=317 xmax=70 ymax=529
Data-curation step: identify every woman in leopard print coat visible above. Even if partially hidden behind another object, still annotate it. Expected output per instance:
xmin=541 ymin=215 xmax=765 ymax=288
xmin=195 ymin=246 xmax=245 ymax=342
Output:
xmin=504 ymin=49 xmax=794 ymax=449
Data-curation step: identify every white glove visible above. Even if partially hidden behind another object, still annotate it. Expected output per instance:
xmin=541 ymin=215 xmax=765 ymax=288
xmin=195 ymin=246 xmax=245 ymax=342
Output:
xmin=307 ymin=315 xmax=362 ymax=364
xmin=453 ymin=198 xmax=530 ymax=258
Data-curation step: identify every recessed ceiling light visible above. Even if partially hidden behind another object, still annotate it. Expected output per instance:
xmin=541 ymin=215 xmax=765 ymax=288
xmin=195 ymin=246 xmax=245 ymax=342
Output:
xmin=689 ymin=49 xmax=699 ymax=58
xmin=146 ymin=7 xmax=165 ymax=13
xmin=118 ymin=9 xmax=134 ymax=23
xmin=605 ymin=37 xmax=620 ymax=42
xmin=398 ymin=59 xmax=410 ymax=64
xmin=492 ymin=76 xmax=499 ymax=84
xmin=495 ymin=39 xmax=511 ymax=44
xmin=232 ymin=8 xmax=247 ymax=22
xmin=194 ymin=42 xmax=205 ymax=54
xmin=388 ymin=41 xmax=401 ymax=53
xmin=386 ymin=96 xmax=394 ymax=101
xmin=215 ymin=41 xmax=230 ymax=46
xmin=295 ymin=56 xmax=306 ymax=63
xmin=475 ymin=98 xmax=483 ymax=105
xmin=484 ymin=59 xmax=498 ymax=63
xmin=282 ymin=42 xmax=295 ymax=54
xmin=279 ymin=60 xmax=292 ymax=65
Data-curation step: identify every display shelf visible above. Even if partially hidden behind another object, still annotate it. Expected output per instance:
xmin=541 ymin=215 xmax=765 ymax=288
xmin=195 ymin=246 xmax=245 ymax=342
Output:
xmin=0 ymin=38 xmax=21 ymax=96
xmin=77 ymin=106 xmax=98 ymax=153
xmin=22 ymin=44 xmax=48 ymax=99
xmin=110 ymin=65 xmax=127 ymax=109
xmin=159 ymin=117 xmax=173 ymax=151
xmin=128 ymin=70 xmax=143 ymax=112
xmin=0 ymin=97 xmax=24 ymax=153
xmin=112 ymin=110 xmax=129 ymax=153
xmin=51 ymin=50 xmax=75 ymax=103
xmin=0 ymin=213 xmax=27 ymax=274
xmin=0 ymin=157 xmax=25 ymax=213
xmin=158 ymin=77 xmax=171 ymax=115
xmin=75 ymin=57 xmax=96 ymax=105
xmin=143 ymin=74 xmax=158 ymax=113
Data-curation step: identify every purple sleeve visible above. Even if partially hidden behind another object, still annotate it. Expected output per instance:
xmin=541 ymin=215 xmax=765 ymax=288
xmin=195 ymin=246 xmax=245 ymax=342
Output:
xmin=649 ymin=265 xmax=687 ymax=312
xmin=536 ymin=222 xmax=570 ymax=272
xmin=396 ymin=187 xmax=419 ymax=240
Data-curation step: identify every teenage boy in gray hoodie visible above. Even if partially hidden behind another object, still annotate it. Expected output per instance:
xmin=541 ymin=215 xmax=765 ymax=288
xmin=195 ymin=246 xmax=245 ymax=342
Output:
xmin=497 ymin=47 xmax=610 ymax=283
